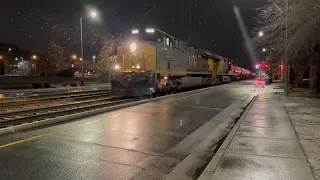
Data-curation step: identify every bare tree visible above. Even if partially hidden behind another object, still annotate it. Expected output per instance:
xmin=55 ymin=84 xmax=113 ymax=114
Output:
xmin=255 ymin=0 xmax=320 ymax=92
xmin=96 ymin=35 xmax=118 ymax=82
xmin=47 ymin=41 xmax=66 ymax=74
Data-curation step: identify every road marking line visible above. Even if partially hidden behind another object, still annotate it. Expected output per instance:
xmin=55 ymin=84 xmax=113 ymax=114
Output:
xmin=0 ymin=118 xmax=105 ymax=149
xmin=160 ymin=88 xmax=222 ymax=104
xmin=0 ymin=131 xmax=58 ymax=149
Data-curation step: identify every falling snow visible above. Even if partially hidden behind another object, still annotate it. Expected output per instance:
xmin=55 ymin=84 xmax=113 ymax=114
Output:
xmin=0 ymin=0 xmax=267 ymax=68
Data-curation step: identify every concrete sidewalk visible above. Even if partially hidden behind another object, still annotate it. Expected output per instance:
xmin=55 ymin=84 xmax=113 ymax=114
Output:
xmin=199 ymin=86 xmax=315 ymax=179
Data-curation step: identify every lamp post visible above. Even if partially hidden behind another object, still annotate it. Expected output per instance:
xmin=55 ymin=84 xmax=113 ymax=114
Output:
xmin=262 ymin=48 xmax=273 ymax=61
xmin=79 ymin=10 xmax=98 ymax=85
xmin=284 ymin=0 xmax=289 ymax=96
xmin=80 ymin=17 xmax=84 ymax=84
xmin=32 ymin=55 xmax=37 ymax=75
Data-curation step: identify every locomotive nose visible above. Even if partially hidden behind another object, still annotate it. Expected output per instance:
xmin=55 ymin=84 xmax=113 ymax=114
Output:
xmin=122 ymin=77 xmax=133 ymax=88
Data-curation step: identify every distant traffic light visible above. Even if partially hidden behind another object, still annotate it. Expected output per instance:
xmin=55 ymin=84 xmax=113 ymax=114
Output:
xmin=256 ymin=62 xmax=269 ymax=69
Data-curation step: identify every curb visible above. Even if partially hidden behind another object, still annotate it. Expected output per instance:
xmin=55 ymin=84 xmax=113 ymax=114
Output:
xmin=164 ymin=95 xmax=255 ymax=180
xmin=197 ymin=95 xmax=257 ymax=180
xmin=0 ymin=85 xmax=225 ymax=136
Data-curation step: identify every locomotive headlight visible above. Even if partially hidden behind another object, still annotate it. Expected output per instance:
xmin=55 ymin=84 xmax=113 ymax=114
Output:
xmin=114 ymin=65 xmax=120 ymax=70
xmin=132 ymin=29 xmax=139 ymax=34
xmin=136 ymin=65 xmax=141 ymax=69
xmin=130 ymin=43 xmax=137 ymax=52
xmin=146 ymin=28 xmax=155 ymax=33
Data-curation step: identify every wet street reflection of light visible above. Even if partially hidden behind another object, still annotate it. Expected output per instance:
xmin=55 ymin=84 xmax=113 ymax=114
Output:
xmin=0 ymin=94 xmax=5 ymax=99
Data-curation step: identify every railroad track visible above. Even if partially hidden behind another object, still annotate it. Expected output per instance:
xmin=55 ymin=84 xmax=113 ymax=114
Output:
xmin=0 ymin=96 xmax=136 ymax=128
xmin=0 ymin=90 xmax=112 ymax=112
xmin=0 ymin=89 xmax=109 ymax=103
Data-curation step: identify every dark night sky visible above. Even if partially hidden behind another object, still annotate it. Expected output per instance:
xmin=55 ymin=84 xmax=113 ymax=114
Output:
xmin=0 ymin=0 xmax=266 ymax=69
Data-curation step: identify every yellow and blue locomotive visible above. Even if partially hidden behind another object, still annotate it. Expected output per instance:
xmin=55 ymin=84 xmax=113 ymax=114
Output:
xmin=110 ymin=28 xmax=240 ymax=97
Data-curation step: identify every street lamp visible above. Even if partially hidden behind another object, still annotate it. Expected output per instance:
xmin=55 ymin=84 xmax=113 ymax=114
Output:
xmin=91 ymin=11 xmax=97 ymax=18
xmin=258 ymin=31 xmax=264 ymax=37
xmin=92 ymin=55 xmax=96 ymax=67
xmin=71 ymin=54 xmax=77 ymax=60
xmin=262 ymin=48 xmax=273 ymax=65
xmin=80 ymin=9 xmax=98 ymax=84
xmin=31 ymin=55 xmax=37 ymax=75
xmin=0 ymin=55 xmax=3 ymax=60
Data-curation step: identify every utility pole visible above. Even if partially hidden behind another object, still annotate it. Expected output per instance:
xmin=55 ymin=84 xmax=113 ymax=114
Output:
xmin=284 ymin=0 xmax=289 ymax=96
xmin=80 ymin=16 xmax=84 ymax=86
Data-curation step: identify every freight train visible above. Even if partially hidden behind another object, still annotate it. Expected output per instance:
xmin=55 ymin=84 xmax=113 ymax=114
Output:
xmin=110 ymin=28 xmax=252 ymax=97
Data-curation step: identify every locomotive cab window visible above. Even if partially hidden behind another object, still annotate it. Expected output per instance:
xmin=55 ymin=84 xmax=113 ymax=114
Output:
xmin=166 ymin=37 xmax=172 ymax=47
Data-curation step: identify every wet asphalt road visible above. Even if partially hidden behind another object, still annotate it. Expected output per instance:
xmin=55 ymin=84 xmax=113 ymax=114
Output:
xmin=0 ymin=80 xmax=258 ymax=180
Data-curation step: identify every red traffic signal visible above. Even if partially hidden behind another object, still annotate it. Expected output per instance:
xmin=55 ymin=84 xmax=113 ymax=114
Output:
xmin=257 ymin=62 xmax=269 ymax=69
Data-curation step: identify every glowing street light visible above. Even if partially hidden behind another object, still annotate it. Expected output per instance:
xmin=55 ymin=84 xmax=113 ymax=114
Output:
xmin=0 ymin=55 xmax=3 ymax=60
xmin=71 ymin=54 xmax=77 ymax=59
xmin=90 ymin=11 xmax=97 ymax=18
xmin=92 ymin=55 xmax=96 ymax=67
xmin=258 ymin=31 xmax=264 ymax=37
xmin=262 ymin=48 xmax=267 ymax=52
xmin=31 ymin=55 xmax=38 ymax=75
